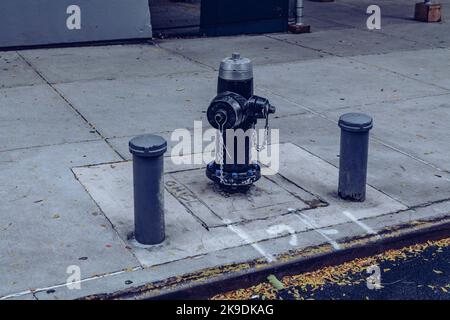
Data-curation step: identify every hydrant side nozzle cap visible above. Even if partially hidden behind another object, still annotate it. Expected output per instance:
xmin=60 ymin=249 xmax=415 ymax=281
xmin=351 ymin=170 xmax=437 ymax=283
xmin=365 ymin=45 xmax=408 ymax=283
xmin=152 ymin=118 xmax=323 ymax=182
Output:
xmin=129 ymin=134 xmax=167 ymax=157
xmin=338 ymin=113 xmax=373 ymax=132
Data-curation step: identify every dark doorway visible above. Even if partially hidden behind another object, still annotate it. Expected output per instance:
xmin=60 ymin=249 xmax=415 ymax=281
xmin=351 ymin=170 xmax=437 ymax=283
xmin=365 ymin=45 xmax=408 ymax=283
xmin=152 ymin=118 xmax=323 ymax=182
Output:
xmin=149 ymin=0 xmax=201 ymax=38
xmin=149 ymin=0 xmax=289 ymax=39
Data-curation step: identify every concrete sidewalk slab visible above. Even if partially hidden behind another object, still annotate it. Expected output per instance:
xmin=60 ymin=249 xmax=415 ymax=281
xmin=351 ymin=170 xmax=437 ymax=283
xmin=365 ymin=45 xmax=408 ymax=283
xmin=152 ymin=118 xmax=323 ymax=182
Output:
xmin=353 ymin=48 xmax=450 ymax=90
xmin=105 ymin=89 xmax=310 ymax=161
xmin=0 ymin=141 xmax=137 ymax=298
xmin=254 ymin=57 xmax=446 ymax=112
xmin=270 ymin=28 xmax=422 ymax=57
xmin=365 ymin=141 xmax=450 ymax=206
xmin=34 ymin=197 xmax=450 ymax=300
xmin=54 ymin=72 xmax=309 ymax=140
xmin=71 ymin=143 xmax=405 ymax=283
xmin=73 ymin=162 xmax=246 ymax=266
xmin=53 ymin=72 xmax=216 ymax=138
xmin=158 ymin=35 xmax=329 ymax=68
xmin=0 ymin=52 xmax=43 ymax=89
xmin=2 ymin=9 xmax=450 ymax=300
xmin=269 ymin=112 xmax=450 ymax=207
xmin=379 ymin=23 xmax=450 ymax=48
xmin=270 ymin=111 xmax=341 ymax=159
xmin=33 ymin=142 xmax=450 ymax=300
xmin=329 ymin=94 xmax=450 ymax=173
xmin=0 ymin=85 xmax=98 ymax=151
xmin=276 ymin=143 xmax=406 ymax=216
xmin=20 ymin=45 xmax=209 ymax=84
xmin=167 ymin=169 xmax=314 ymax=226
xmin=4 ymin=293 xmax=36 ymax=300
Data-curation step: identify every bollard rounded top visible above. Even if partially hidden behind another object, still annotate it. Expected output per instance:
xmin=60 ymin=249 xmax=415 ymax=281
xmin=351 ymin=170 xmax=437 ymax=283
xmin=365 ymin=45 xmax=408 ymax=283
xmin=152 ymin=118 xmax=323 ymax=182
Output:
xmin=338 ymin=113 xmax=373 ymax=132
xmin=129 ymin=134 xmax=167 ymax=158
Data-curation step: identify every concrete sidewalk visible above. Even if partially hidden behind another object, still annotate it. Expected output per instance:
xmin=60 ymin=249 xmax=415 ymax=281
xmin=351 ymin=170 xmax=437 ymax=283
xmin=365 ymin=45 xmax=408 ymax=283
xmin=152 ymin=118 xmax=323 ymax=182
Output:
xmin=1 ymin=1 xmax=450 ymax=300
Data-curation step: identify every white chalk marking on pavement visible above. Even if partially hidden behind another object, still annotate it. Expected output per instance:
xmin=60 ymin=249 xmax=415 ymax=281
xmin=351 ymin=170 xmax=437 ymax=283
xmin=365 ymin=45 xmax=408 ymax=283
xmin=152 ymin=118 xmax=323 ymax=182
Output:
xmin=296 ymin=213 xmax=341 ymax=250
xmin=0 ymin=266 xmax=142 ymax=300
xmin=267 ymin=224 xmax=298 ymax=246
xmin=342 ymin=211 xmax=381 ymax=239
xmin=223 ymin=219 xmax=276 ymax=263
xmin=320 ymin=229 xmax=339 ymax=235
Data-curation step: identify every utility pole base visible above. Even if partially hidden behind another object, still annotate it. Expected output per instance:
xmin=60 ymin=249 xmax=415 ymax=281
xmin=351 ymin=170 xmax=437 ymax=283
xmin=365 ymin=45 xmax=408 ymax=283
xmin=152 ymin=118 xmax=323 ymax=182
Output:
xmin=414 ymin=2 xmax=442 ymax=22
xmin=288 ymin=24 xmax=311 ymax=34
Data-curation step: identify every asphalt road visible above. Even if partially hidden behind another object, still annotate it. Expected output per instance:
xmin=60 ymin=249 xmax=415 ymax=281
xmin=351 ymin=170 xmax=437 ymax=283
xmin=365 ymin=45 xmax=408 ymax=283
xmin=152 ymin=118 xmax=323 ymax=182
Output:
xmin=212 ymin=237 xmax=450 ymax=300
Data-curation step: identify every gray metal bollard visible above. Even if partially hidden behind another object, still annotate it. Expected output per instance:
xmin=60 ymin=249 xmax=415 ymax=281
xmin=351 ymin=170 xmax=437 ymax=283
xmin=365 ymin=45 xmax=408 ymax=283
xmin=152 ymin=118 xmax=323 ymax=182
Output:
xmin=129 ymin=134 xmax=167 ymax=245
xmin=338 ymin=113 xmax=373 ymax=202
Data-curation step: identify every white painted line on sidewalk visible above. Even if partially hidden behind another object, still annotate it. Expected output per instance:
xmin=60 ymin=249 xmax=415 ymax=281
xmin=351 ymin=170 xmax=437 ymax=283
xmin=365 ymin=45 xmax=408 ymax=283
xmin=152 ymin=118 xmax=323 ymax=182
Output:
xmin=223 ymin=219 xmax=276 ymax=263
xmin=342 ymin=211 xmax=381 ymax=239
xmin=296 ymin=213 xmax=341 ymax=250
xmin=267 ymin=224 xmax=298 ymax=246
xmin=0 ymin=266 xmax=142 ymax=300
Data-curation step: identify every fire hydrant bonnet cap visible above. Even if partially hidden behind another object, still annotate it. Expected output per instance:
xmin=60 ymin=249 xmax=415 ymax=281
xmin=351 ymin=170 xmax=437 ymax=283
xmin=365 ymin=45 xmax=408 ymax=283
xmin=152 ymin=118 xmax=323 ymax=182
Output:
xmin=219 ymin=52 xmax=253 ymax=81
xmin=338 ymin=113 xmax=373 ymax=132
xmin=129 ymin=134 xmax=167 ymax=157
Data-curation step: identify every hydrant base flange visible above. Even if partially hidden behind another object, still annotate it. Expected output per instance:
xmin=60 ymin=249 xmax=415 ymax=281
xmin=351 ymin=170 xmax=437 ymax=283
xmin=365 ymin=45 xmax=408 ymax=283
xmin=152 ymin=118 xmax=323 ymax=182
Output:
xmin=206 ymin=161 xmax=261 ymax=192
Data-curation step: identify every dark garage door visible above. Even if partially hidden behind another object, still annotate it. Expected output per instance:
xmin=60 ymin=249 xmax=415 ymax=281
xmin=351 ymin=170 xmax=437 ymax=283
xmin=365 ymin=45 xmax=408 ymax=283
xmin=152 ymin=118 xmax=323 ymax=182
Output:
xmin=150 ymin=0 xmax=288 ymax=38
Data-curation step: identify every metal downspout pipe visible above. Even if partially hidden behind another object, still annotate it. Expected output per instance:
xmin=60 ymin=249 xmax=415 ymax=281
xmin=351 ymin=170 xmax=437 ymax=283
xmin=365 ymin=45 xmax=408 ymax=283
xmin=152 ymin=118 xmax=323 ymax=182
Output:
xmin=288 ymin=0 xmax=310 ymax=33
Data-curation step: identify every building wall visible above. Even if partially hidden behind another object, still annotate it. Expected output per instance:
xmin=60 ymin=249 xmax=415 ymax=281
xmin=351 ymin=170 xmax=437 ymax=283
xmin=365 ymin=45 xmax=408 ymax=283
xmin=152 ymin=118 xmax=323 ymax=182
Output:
xmin=0 ymin=0 xmax=152 ymax=48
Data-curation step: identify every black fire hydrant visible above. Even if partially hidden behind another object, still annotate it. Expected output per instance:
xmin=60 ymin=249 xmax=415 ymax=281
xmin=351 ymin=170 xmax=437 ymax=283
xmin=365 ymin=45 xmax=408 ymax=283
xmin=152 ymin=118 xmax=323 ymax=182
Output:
xmin=205 ymin=53 xmax=275 ymax=191
xmin=205 ymin=92 xmax=276 ymax=190
xmin=206 ymin=53 xmax=275 ymax=191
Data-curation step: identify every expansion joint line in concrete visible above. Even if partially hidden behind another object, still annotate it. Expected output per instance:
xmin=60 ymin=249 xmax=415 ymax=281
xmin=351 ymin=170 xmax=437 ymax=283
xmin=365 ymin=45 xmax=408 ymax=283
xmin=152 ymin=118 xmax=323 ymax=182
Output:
xmin=15 ymin=51 xmax=126 ymax=161
xmin=266 ymin=32 xmax=450 ymax=92
xmin=346 ymin=55 xmax=450 ymax=93
xmin=0 ymin=266 xmax=143 ymax=300
xmin=154 ymin=42 xmax=217 ymax=71
xmin=265 ymin=33 xmax=341 ymax=59
xmin=256 ymin=85 xmax=450 ymax=179
xmin=4 ymin=197 xmax=449 ymax=300
xmin=0 ymin=137 xmax=102 ymax=154
xmin=68 ymin=166 xmax=145 ymax=266
xmin=264 ymin=173 xmax=329 ymax=206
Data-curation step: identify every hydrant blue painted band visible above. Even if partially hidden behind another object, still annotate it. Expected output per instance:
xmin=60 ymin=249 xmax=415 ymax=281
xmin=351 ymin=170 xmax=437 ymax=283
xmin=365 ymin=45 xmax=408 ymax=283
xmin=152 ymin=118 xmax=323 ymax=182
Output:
xmin=338 ymin=113 xmax=373 ymax=202
xmin=129 ymin=134 xmax=167 ymax=245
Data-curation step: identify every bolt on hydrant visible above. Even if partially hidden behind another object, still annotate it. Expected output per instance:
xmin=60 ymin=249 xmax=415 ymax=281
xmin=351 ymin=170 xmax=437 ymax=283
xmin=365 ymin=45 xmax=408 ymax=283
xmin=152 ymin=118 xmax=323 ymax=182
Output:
xmin=206 ymin=53 xmax=276 ymax=192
